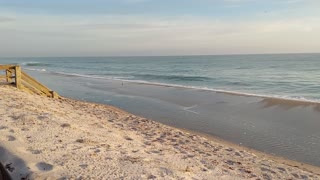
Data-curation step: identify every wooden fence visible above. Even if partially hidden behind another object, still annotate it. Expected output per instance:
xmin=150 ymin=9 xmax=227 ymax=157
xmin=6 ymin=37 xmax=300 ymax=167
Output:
xmin=0 ymin=65 xmax=59 ymax=98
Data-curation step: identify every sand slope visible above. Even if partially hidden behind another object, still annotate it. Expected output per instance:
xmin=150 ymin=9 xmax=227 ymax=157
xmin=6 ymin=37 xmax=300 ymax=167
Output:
xmin=0 ymin=84 xmax=319 ymax=179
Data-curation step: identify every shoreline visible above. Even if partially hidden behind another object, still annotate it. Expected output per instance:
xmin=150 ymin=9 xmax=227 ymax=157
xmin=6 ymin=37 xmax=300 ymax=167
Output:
xmin=25 ymin=68 xmax=320 ymax=105
xmin=1 ymin=84 xmax=320 ymax=179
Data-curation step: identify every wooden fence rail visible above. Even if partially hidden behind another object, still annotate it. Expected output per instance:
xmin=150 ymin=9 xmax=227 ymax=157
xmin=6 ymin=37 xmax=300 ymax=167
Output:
xmin=0 ymin=64 xmax=59 ymax=98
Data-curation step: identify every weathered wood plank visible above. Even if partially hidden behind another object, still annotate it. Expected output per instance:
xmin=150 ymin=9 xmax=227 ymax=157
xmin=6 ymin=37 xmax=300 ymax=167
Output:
xmin=0 ymin=65 xmax=16 ymax=70
xmin=15 ymin=66 xmax=22 ymax=89
xmin=22 ymin=81 xmax=46 ymax=96
xmin=21 ymin=71 xmax=53 ymax=97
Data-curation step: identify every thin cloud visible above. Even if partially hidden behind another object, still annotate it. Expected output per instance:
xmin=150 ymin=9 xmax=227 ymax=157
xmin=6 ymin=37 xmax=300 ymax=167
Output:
xmin=0 ymin=12 xmax=319 ymax=56
xmin=76 ymin=23 xmax=169 ymax=30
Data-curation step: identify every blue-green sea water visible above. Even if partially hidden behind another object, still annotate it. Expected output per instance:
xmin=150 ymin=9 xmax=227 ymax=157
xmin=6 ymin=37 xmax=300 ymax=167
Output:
xmin=1 ymin=53 xmax=320 ymax=102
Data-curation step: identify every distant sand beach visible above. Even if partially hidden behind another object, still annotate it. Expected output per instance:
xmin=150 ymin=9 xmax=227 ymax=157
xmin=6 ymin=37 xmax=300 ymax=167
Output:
xmin=1 ymin=83 xmax=320 ymax=179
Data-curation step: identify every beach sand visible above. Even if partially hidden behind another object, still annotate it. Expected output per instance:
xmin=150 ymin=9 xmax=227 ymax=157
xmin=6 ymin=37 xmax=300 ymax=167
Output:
xmin=1 ymin=84 xmax=320 ymax=179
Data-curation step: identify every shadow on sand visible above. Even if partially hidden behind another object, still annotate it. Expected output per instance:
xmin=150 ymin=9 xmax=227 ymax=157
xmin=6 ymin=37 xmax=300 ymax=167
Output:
xmin=0 ymin=146 xmax=32 ymax=180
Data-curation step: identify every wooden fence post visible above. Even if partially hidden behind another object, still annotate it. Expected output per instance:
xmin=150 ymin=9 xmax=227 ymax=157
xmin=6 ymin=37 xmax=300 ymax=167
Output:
xmin=50 ymin=91 xmax=58 ymax=98
xmin=5 ymin=69 xmax=13 ymax=83
xmin=14 ymin=66 xmax=22 ymax=89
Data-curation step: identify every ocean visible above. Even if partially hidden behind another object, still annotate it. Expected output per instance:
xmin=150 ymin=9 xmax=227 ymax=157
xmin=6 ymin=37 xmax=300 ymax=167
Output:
xmin=1 ymin=54 xmax=320 ymax=167
xmin=1 ymin=53 xmax=320 ymax=103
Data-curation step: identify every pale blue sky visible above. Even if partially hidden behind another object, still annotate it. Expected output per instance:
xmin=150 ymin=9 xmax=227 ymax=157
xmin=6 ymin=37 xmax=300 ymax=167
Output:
xmin=0 ymin=0 xmax=319 ymax=56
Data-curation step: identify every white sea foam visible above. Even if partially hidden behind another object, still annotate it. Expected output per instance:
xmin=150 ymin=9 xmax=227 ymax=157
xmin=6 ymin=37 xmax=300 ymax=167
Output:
xmin=52 ymin=71 xmax=133 ymax=81
xmin=21 ymin=62 xmax=42 ymax=66
xmin=24 ymin=67 xmax=46 ymax=72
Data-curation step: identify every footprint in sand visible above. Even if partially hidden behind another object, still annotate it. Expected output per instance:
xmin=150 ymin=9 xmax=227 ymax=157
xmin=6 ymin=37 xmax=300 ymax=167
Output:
xmin=7 ymin=135 xmax=16 ymax=141
xmin=60 ymin=123 xmax=71 ymax=128
xmin=37 ymin=115 xmax=49 ymax=120
xmin=79 ymin=164 xmax=88 ymax=169
xmin=0 ymin=126 xmax=8 ymax=130
xmin=124 ymin=136 xmax=133 ymax=141
xmin=36 ymin=162 xmax=53 ymax=171
xmin=27 ymin=148 xmax=42 ymax=154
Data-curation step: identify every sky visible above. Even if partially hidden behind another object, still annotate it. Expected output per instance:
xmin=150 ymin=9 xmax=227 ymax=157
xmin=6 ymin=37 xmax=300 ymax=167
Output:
xmin=0 ymin=0 xmax=319 ymax=57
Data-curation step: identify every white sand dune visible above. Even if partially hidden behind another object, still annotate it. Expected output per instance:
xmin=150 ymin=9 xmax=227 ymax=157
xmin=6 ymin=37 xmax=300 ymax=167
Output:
xmin=0 ymin=84 xmax=319 ymax=179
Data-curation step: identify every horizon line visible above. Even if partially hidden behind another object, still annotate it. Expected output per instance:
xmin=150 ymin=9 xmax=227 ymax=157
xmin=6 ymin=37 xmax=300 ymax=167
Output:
xmin=1 ymin=52 xmax=320 ymax=59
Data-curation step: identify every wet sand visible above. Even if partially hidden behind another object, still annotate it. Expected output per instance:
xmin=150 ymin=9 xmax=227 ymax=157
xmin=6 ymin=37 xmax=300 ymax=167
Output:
xmin=1 ymin=84 xmax=320 ymax=179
